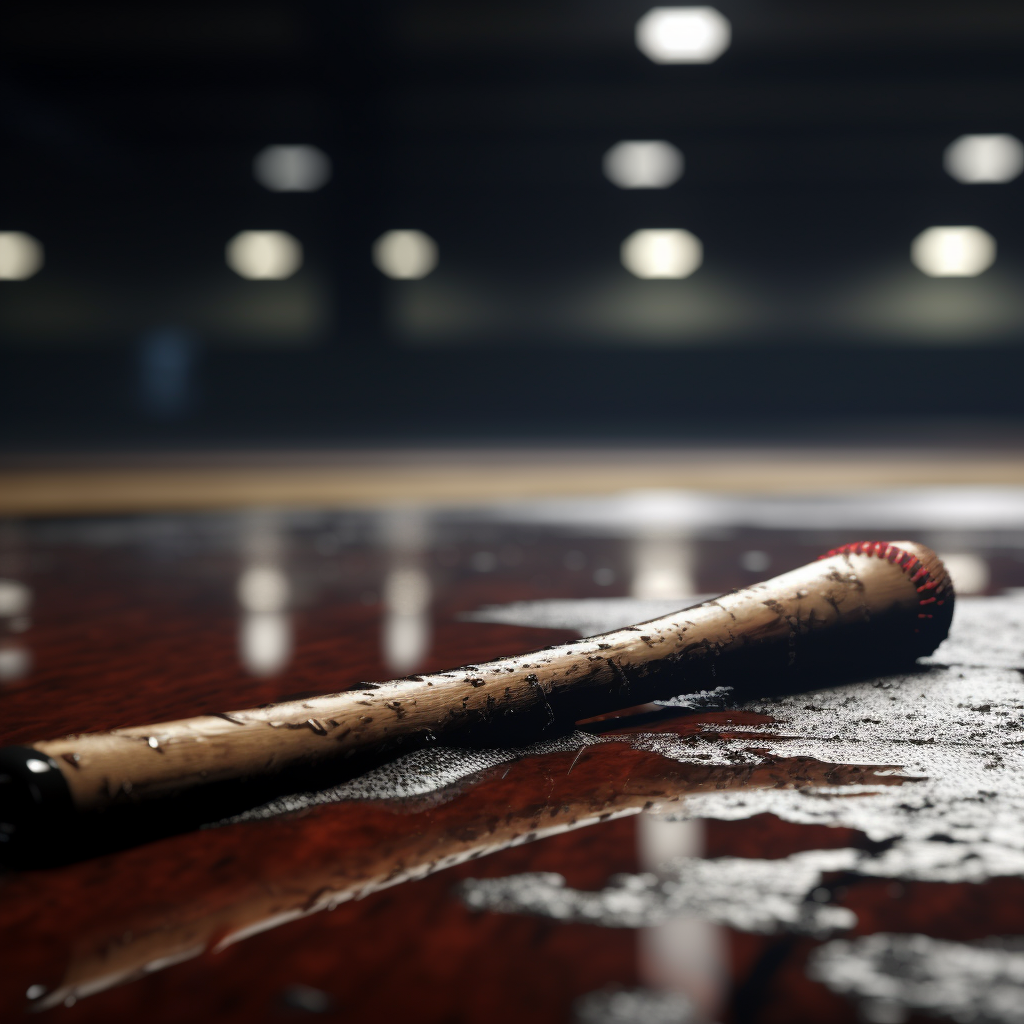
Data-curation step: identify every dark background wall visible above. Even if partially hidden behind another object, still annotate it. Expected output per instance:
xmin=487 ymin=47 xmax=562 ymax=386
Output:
xmin=3 ymin=1 xmax=1024 ymax=449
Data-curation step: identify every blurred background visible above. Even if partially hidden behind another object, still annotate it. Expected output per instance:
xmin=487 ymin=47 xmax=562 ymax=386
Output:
xmin=4 ymin=0 xmax=1024 ymax=454
xmin=6 ymin=11 xmax=1024 ymax=1021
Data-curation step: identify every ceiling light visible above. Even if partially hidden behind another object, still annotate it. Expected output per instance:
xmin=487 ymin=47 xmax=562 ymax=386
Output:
xmin=253 ymin=145 xmax=332 ymax=192
xmin=944 ymin=135 xmax=1024 ymax=185
xmin=226 ymin=230 xmax=303 ymax=280
xmin=372 ymin=230 xmax=438 ymax=280
xmin=0 ymin=232 xmax=44 ymax=280
xmin=635 ymin=7 xmax=731 ymax=64
xmin=621 ymin=229 xmax=703 ymax=279
xmin=910 ymin=226 xmax=995 ymax=278
xmin=604 ymin=141 xmax=684 ymax=189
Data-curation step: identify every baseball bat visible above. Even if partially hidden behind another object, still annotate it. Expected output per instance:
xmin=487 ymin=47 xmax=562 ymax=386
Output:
xmin=0 ymin=541 xmax=953 ymax=834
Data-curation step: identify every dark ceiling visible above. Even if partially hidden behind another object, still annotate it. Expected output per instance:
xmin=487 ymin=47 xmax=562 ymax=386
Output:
xmin=2 ymin=2 xmax=1023 ymax=448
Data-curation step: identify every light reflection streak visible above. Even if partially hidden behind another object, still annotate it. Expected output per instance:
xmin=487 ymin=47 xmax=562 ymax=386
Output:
xmin=0 ymin=580 xmax=31 ymax=618
xmin=237 ymin=520 xmax=293 ymax=678
xmin=632 ymin=535 xmax=723 ymax=1018
xmin=381 ymin=510 xmax=433 ymax=675
xmin=0 ymin=646 xmax=32 ymax=685
xmin=0 ymin=577 xmax=32 ymax=686
xmin=630 ymin=533 xmax=696 ymax=601
xmin=636 ymin=816 xmax=727 ymax=1020
xmin=238 ymin=612 xmax=292 ymax=678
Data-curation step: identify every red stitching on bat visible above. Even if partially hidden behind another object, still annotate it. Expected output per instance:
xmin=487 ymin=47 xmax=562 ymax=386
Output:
xmin=818 ymin=541 xmax=954 ymax=634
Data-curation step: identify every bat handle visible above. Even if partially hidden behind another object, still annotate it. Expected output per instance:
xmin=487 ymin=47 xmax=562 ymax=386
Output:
xmin=0 ymin=747 xmax=75 ymax=846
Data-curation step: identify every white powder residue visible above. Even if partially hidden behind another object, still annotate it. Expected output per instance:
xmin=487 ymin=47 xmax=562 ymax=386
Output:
xmin=924 ymin=595 xmax=1024 ymax=670
xmin=653 ymin=686 xmax=734 ymax=710
xmin=809 ymin=933 xmax=1024 ymax=1024
xmin=573 ymin=987 xmax=701 ymax=1024
xmin=223 ymin=730 xmax=606 ymax=823
xmin=667 ymin=665 xmax=1024 ymax=882
xmin=457 ymin=848 xmax=859 ymax=938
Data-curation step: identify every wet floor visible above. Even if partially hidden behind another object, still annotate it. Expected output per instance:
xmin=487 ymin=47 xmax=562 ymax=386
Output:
xmin=4 ymin=490 xmax=1024 ymax=1023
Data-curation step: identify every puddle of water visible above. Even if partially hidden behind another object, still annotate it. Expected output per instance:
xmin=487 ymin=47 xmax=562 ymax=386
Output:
xmin=809 ymin=933 xmax=1024 ymax=1024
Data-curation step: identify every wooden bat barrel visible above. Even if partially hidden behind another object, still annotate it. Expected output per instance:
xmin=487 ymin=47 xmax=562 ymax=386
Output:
xmin=0 ymin=540 xmax=953 ymax=835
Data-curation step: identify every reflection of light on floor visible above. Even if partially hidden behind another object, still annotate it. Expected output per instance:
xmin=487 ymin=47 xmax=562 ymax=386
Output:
xmin=636 ymin=815 xmax=727 ymax=1020
xmin=383 ymin=566 xmax=431 ymax=674
xmin=0 ymin=646 xmax=32 ymax=684
xmin=0 ymin=578 xmax=32 ymax=686
xmin=631 ymin=534 xmax=696 ymax=600
xmin=937 ymin=553 xmax=990 ymax=595
xmin=381 ymin=510 xmax=433 ymax=675
xmin=238 ymin=565 xmax=290 ymax=613
xmin=239 ymin=613 xmax=292 ymax=678
xmin=0 ymin=579 xmax=31 ymax=617
xmin=237 ymin=554 xmax=293 ymax=677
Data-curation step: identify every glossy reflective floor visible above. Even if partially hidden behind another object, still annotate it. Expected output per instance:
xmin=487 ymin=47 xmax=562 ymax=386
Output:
xmin=3 ymin=492 xmax=1024 ymax=1024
